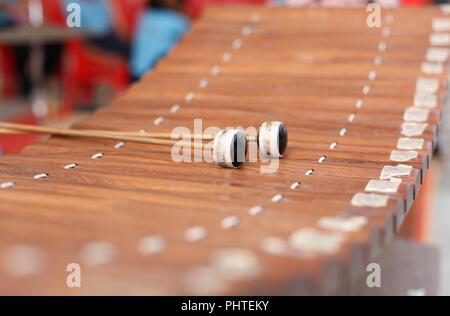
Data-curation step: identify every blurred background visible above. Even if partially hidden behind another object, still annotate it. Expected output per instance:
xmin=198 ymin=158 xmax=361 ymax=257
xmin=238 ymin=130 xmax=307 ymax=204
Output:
xmin=0 ymin=0 xmax=449 ymax=294
xmin=0 ymin=0 xmax=444 ymax=149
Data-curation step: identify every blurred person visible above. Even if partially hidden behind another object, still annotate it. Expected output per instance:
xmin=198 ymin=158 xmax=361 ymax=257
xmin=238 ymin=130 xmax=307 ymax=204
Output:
xmin=131 ymin=0 xmax=190 ymax=79
xmin=64 ymin=0 xmax=131 ymax=58
xmin=0 ymin=0 xmax=25 ymax=27
xmin=0 ymin=9 xmax=13 ymax=27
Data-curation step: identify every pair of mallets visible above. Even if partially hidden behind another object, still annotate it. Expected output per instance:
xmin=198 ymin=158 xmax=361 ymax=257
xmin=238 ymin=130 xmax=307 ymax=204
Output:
xmin=0 ymin=121 xmax=288 ymax=169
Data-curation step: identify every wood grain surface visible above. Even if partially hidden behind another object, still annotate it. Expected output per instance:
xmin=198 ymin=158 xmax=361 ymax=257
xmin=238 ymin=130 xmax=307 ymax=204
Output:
xmin=0 ymin=5 xmax=448 ymax=295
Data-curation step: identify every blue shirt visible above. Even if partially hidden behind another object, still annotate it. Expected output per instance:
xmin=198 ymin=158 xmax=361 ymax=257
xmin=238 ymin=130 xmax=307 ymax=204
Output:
xmin=131 ymin=9 xmax=190 ymax=79
xmin=64 ymin=0 xmax=111 ymax=33
xmin=0 ymin=12 xmax=9 ymax=27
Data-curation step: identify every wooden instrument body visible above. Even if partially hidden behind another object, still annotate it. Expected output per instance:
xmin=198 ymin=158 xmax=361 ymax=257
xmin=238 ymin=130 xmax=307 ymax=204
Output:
xmin=0 ymin=5 xmax=447 ymax=295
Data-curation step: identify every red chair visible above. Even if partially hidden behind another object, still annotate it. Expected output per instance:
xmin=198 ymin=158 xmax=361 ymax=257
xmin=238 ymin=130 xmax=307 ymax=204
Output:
xmin=0 ymin=46 xmax=17 ymax=99
xmin=43 ymin=0 xmax=66 ymax=26
xmin=61 ymin=39 xmax=130 ymax=113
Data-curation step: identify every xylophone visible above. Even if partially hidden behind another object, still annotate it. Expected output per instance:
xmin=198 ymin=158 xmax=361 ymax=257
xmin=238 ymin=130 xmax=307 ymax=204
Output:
xmin=0 ymin=5 xmax=448 ymax=295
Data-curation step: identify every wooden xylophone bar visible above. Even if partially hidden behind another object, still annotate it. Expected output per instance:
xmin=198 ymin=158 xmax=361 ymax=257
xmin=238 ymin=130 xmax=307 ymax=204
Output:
xmin=0 ymin=5 xmax=448 ymax=295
